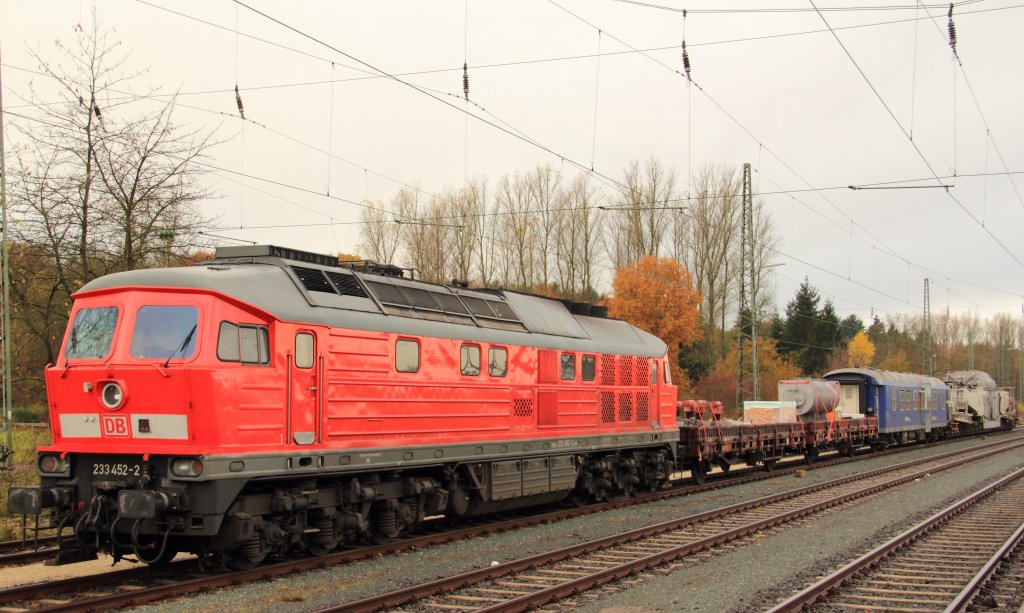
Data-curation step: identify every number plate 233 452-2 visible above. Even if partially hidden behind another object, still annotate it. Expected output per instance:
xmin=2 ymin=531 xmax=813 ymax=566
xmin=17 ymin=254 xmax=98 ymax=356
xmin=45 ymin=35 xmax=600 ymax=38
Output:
xmin=92 ymin=463 xmax=142 ymax=478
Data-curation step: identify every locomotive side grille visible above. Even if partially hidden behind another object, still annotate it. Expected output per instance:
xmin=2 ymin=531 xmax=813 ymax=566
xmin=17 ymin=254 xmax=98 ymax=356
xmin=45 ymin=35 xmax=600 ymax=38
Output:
xmin=513 ymin=398 xmax=533 ymax=417
xmin=402 ymin=287 xmax=442 ymax=311
xmin=601 ymin=355 xmax=616 ymax=386
xmin=291 ymin=266 xmax=336 ymax=294
xmin=633 ymin=357 xmax=649 ymax=386
xmin=431 ymin=292 xmax=470 ymax=315
xmin=617 ymin=392 xmax=633 ymax=421
xmin=601 ymin=392 xmax=615 ymax=422
xmin=324 ymin=271 xmax=368 ymax=298
xmin=636 ymin=391 xmax=650 ymax=421
xmin=366 ymin=280 xmax=411 ymax=306
xmin=619 ymin=356 xmax=634 ymax=387
xmin=538 ymin=349 xmax=560 ymax=384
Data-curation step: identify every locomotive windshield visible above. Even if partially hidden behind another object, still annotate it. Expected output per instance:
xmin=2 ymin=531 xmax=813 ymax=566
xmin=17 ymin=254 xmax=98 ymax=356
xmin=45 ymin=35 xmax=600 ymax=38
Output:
xmin=130 ymin=306 xmax=199 ymax=359
xmin=65 ymin=306 xmax=119 ymax=359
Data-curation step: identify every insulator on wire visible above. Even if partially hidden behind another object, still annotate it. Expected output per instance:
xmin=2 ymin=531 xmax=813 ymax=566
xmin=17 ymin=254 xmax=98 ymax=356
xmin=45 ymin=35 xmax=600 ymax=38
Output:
xmin=681 ymin=41 xmax=691 ymax=81
xmin=234 ymin=84 xmax=246 ymax=120
xmin=93 ymin=104 xmax=102 ymax=119
xmin=947 ymin=3 xmax=958 ymax=56
xmin=462 ymin=62 xmax=469 ymax=101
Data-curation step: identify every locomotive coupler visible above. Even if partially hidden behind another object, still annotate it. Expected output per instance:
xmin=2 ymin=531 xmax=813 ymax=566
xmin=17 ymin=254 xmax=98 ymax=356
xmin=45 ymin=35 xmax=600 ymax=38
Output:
xmin=7 ymin=486 xmax=71 ymax=515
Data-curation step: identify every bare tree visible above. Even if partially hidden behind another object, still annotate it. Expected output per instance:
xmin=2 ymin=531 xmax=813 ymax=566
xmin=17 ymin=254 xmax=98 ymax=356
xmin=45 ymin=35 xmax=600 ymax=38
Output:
xmin=494 ymin=172 xmax=537 ymax=291
xmin=529 ymin=164 xmax=561 ymax=289
xmin=554 ymin=173 xmax=602 ymax=300
xmin=607 ymin=157 xmax=676 ymax=269
xmin=683 ymin=164 xmax=740 ymax=365
xmin=8 ymin=15 xmax=215 ymax=285
xmin=358 ymin=192 xmax=405 ymax=265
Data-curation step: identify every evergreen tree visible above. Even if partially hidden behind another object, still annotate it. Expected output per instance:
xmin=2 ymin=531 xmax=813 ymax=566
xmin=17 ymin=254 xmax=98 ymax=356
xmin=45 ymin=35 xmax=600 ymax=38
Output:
xmin=778 ymin=280 xmax=842 ymax=376
xmin=839 ymin=314 xmax=864 ymax=341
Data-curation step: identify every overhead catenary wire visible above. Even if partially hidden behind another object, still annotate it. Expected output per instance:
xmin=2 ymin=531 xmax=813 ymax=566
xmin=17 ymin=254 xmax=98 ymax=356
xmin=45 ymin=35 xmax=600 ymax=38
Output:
xmin=809 ymin=0 xmax=1024 ymax=273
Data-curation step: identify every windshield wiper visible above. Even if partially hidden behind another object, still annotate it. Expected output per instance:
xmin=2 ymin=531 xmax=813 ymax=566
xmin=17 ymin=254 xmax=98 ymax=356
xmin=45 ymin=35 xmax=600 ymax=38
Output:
xmin=162 ymin=324 xmax=198 ymax=368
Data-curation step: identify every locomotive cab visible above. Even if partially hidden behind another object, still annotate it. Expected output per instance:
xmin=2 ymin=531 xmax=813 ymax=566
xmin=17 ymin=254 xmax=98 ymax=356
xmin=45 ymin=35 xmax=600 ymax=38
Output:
xmin=10 ymin=285 xmax=277 ymax=565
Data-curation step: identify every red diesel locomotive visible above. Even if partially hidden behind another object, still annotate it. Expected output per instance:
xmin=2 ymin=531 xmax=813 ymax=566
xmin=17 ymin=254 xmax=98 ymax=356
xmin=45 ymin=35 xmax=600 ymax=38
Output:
xmin=9 ymin=245 xmax=679 ymax=568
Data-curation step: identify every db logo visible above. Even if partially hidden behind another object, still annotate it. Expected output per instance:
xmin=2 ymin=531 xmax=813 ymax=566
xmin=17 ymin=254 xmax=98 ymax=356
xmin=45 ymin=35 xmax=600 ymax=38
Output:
xmin=101 ymin=415 xmax=132 ymax=438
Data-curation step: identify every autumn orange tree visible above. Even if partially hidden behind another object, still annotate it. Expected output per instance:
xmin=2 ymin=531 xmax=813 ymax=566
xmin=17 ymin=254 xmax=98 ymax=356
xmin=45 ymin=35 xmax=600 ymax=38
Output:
xmin=847 ymin=331 xmax=875 ymax=367
xmin=609 ymin=256 xmax=701 ymax=395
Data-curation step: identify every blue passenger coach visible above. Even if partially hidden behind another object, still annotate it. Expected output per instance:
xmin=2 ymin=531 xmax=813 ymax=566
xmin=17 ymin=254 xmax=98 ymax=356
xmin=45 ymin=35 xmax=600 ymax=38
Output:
xmin=824 ymin=368 xmax=949 ymax=443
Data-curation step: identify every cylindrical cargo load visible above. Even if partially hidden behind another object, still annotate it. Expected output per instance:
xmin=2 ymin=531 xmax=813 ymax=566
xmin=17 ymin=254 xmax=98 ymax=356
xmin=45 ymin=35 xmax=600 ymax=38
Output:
xmin=777 ymin=379 xmax=840 ymax=415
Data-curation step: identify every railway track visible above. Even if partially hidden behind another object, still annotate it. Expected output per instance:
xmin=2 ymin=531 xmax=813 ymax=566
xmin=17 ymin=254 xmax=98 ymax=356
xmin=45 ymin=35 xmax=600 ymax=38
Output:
xmin=0 ymin=535 xmax=59 ymax=567
xmin=767 ymin=465 xmax=1024 ymax=612
xmin=314 ymin=436 xmax=1024 ymax=612
xmin=2 ymin=433 xmax=1020 ymax=611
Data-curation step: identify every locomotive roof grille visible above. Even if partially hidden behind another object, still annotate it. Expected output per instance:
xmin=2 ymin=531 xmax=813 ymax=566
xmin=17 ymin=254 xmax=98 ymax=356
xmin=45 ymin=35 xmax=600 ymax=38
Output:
xmin=432 ymin=292 xmax=470 ymax=315
xmin=366 ymin=280 xmax=412 ymax=307
xmin=291 ymin=266 xmax=336 ymax=294
xmin=324 ymin=271 xmax=368 ymax=298
xmin=402 ymin=287 xmax=442 ymax=312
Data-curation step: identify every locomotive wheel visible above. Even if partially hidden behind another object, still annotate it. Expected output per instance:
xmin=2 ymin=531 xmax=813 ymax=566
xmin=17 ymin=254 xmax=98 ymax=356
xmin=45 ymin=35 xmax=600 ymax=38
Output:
xmin=227 ymin=537 xmax=267 ymax=570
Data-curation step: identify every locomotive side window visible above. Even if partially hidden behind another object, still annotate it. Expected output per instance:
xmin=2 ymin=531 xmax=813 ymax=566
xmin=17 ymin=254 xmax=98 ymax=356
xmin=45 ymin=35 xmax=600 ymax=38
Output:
xmin=65 ymin=306 xmax=119 ymax=359
xmin=396 ymin=339 xmax=419 ymax=373
xmin=663 ymin=360 xmax=671 ymax=383
xmin=295 ymin=333 xmax=315 ymax=369
xmin=488 ymin=347 xmax=507 ymax=377
xmin=130 ymin=306 xmax=199 ymax=359
xmin=461 ymin=344 xmax=481 ymax=376
xmin=581 ymin=355 xmax=596 ymax=381
xmin=217 ymin=322 xmax=269 ymax=365
xmin=651 ymin=362 xmax=658 ymax=385
xmin=561 ymin=352 xmax=575 ymax=381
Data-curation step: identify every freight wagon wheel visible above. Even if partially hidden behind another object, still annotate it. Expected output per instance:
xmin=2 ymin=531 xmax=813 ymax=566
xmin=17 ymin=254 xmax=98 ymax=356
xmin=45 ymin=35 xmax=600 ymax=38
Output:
xmin=763 ymin=460 xmax=776 ymax=472
xmin=690 ymin=460 xmax=710 ymax=485
xmin=804 ymin=449 xmax=819 ymax=465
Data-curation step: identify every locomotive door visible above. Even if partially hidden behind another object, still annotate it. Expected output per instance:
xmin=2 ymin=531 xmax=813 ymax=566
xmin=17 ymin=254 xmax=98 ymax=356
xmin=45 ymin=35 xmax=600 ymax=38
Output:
xmin=290 ymin=331 xmax=319 ymax=445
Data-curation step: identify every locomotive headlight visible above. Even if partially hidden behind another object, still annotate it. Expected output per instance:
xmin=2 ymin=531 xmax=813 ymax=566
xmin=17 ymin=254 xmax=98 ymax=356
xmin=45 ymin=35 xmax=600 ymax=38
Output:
xmin=171 ymin=457 xmax=204 ymax=478
xmin=101 ymin=382 xmax=124 ymax=409
xmin=38 ymin=454 xmax=69 ymax=475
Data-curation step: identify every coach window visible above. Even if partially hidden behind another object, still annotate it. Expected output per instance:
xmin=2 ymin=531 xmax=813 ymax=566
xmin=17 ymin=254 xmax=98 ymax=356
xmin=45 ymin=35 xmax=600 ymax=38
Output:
xmin=582 ymin=355 xmax=596 ymax=381
xmin=461 ymin=344 xmax=481 ymax=376
xmin=295 ymin=333 xmax=315 ymax=369
xmin=561 ymin=352 xmax=576 ymax=381
xmin=488 ymin=347 xmax=507 ymax=377
xmin=396 ymin=339 xmax=419 ymax=373
xmin=217 ymin=322 xmax=270 ymax=365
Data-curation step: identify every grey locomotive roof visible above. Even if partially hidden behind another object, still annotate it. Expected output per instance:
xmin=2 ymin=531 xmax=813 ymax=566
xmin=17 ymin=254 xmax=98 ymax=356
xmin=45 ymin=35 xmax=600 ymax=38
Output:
xmin=78 ymin=251 xmax=666 ymax=358
xmin=824 ymin=367 xmax=946 ymax=389
xmin=944 ymin=370 xmax=997 ymax=390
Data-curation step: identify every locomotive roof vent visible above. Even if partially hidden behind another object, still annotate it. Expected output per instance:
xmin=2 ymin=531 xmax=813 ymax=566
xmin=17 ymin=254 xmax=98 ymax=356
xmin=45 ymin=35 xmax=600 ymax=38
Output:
xmin=215 ymin=244 xmax=340 ymax=267
xmin=290 ymin=265 xmax=369 ymax=299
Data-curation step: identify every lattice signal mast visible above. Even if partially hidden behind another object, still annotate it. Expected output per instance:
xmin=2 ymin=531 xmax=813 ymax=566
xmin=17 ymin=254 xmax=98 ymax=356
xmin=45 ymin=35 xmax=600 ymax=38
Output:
xmin=736 ymin=163 xmax=758 ymax=408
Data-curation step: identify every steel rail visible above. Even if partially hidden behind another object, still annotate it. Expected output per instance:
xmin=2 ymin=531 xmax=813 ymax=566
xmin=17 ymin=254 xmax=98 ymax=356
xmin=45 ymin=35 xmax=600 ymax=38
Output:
xmin=325 ymin=438 xmax=1024 ymax=612
xmin=765 ymin=465 xmax=1024 ymax=613
xmin=943 ymin=517 xmax=1024 ymax=613
xmin=7 ymin=433 xmax=1022 ymax=611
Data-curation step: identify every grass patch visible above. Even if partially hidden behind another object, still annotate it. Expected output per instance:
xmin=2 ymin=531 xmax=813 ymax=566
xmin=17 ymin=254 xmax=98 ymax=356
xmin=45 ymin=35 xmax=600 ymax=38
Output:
xmin=1 ymin=425 xmax=53 ymax=541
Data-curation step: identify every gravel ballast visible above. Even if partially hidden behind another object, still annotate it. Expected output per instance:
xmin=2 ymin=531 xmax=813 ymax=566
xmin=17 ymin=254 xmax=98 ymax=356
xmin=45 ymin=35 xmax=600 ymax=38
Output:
xmin=92 ymin=431 xmax=1022 ymax=612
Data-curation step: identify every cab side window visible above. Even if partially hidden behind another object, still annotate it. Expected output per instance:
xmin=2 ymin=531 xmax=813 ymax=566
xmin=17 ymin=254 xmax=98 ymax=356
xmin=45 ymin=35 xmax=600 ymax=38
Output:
xmin=218 ymin=322 xmax=270 ymax=365
xmin=561 ymin=352 xmax=576 ymax=381
xmin=295 ymin=333 xmax=315 ymax=369
xmin=461 ymin=344 xmax=481 ymax=376
xmin=396 ymin=339 xmax=420 ymax=373
xmin=488 ymin=347 xmax=507 ymax=377
xmin=581 ymin=355 xmax=596 ymax=381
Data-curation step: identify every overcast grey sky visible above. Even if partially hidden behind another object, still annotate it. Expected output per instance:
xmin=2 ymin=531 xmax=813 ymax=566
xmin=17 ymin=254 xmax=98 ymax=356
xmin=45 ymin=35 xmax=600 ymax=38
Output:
xmin=2 ymin=1 xmax=1023 ymax=323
